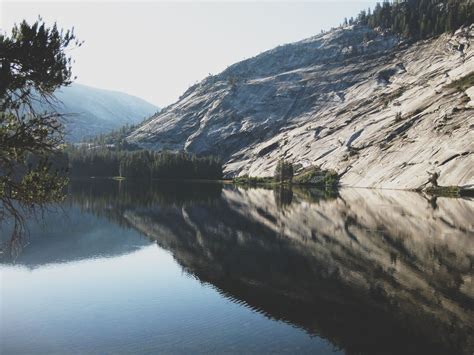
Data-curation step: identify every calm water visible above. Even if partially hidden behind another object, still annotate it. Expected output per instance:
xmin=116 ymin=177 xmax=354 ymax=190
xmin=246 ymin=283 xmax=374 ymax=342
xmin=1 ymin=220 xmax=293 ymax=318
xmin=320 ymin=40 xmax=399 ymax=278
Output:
xmin=1 ymin=180 xmax=473 ymax=354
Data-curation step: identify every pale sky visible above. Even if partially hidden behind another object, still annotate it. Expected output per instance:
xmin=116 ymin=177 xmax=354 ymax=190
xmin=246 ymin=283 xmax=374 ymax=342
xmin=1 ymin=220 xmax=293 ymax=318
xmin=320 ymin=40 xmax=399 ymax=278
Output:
xmin=1 ymin=1 xmax=376 ymax=107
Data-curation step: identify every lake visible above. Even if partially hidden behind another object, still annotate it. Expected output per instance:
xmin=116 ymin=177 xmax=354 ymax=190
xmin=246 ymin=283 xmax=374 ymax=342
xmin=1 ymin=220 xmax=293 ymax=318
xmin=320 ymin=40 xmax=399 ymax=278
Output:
xmin=1 ymin=180 xmax=473 ymax=354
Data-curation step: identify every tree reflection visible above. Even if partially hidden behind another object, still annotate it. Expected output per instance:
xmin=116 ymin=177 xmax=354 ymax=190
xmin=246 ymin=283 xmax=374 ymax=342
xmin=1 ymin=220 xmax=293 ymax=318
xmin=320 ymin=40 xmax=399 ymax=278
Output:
xmin=4 ymin=180 xmax=474 ymax=354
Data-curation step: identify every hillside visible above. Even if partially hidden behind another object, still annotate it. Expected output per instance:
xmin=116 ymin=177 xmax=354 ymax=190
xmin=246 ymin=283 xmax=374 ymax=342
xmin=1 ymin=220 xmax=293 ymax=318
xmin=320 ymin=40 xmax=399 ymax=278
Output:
xmin=127 ymin=24 xmax=474 ymax=189
xmin=39 ymin=83 xmax=158 ymax=142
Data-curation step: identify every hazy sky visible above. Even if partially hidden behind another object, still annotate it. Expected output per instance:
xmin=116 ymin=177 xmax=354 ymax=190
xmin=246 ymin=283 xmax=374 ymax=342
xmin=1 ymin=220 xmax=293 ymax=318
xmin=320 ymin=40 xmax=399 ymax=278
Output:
xmin=1 ymin=1 xmax=376 ymax=107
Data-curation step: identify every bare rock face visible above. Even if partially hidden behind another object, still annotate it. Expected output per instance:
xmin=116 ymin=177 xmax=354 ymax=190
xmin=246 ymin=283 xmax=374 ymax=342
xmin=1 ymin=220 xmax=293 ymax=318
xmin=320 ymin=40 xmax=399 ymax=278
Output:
xmin=128 ymin=25 xmax=474 ymax=189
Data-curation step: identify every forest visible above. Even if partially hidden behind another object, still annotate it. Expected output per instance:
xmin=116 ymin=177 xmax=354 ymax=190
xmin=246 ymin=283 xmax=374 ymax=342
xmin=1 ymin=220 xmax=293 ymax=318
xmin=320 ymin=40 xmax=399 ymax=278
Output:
xmin=349 ymin=0 xmax=474 ymax=39
xmin=66 ymin=146 xmax=223 ymax=180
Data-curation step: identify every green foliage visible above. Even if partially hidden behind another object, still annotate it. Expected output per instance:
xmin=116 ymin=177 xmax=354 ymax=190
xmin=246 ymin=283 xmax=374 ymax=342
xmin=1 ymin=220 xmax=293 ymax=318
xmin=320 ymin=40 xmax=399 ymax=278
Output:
xmin=87 ymin=123 xmax=141 ymax=148
xmin=425 ymin=185 xmax=461 ymax=197
xmin=66 ymin=146 xmax=223 ymax=180
xmin=1 ymin=18 xmax=78 ymax=245
xmin=274 ymin=159 xmax=294 ymax=183
xmin=4 ymin=158 xmax=68 ymax=204
xmin=234 ymin=164 xmax=339 ymax=190
xmin=293 ymin=166 xmax=339 ymax=188
xmin=232 ymin=175 xmax=275 ymax=186
xmin=0 ymin=18 xmax=81 ymax=111
xmin=354 ymin=0 xmax=474 ymax=40
xmin=0 ymin=18 xmax=78 ymax=254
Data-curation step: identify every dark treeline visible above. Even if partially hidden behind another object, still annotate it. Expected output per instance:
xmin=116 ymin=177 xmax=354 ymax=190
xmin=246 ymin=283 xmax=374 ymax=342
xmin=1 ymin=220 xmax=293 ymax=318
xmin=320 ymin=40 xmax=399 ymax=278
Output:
xmin=67 ymin=146 xmax=223 ymax=180
xmin=346 ymin=0 xmax=474 ymax=39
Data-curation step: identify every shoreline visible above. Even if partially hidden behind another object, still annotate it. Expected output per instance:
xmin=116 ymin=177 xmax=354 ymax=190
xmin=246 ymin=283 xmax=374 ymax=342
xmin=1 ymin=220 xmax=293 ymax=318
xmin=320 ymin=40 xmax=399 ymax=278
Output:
xmin=67 ymin=176 xmax=474 ymax=198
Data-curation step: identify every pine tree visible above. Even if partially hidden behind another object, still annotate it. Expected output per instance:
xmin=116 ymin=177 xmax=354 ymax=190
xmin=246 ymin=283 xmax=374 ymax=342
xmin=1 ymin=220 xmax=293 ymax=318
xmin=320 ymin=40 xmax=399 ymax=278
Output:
xmin=356 ymin=0 xmax=474 ymax=40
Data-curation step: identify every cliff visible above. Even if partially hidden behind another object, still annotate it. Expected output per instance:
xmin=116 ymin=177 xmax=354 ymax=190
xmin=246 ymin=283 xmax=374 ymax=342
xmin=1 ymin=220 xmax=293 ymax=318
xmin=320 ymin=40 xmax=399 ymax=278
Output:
xmin=128 ymin=25 xmax=474 ymax=189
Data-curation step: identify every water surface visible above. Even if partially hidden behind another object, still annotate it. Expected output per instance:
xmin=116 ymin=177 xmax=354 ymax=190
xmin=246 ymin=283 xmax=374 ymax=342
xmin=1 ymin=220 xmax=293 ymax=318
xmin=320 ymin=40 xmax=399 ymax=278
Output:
xmin=1 ymin=180 xmax=473 ymax=354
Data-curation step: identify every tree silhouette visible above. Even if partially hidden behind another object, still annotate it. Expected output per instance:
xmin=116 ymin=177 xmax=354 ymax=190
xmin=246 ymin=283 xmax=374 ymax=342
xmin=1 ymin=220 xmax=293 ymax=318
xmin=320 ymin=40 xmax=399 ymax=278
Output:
xmin=274 ymin=159 xmax=294 ymax=183
xmin=0 ymin=18 xmax=80 ymax=255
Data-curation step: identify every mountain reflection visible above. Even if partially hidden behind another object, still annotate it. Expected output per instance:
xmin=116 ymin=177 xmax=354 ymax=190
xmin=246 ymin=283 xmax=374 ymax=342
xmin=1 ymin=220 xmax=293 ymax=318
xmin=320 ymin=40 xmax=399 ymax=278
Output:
xmin=4 ymin=180 xmax=474 ymax=354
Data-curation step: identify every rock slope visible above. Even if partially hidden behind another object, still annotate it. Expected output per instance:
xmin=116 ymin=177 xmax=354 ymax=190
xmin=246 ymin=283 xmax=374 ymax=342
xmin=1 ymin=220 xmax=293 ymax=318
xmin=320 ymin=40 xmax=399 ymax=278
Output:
xmin=128 ymin=25 xmax=474 ymax=189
